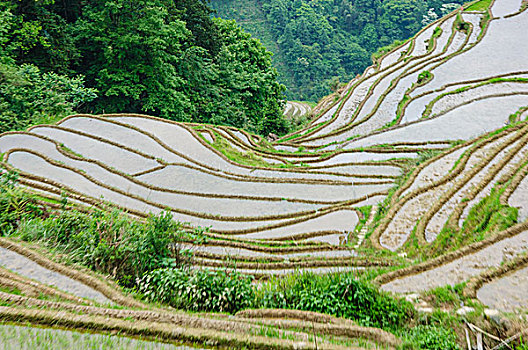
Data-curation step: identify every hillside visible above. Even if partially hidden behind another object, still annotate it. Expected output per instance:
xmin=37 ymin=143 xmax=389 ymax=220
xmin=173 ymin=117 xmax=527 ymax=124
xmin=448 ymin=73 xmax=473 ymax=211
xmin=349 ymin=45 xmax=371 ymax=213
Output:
xmin=1 ymin=0 xmax=528 ymax=348
xmin=211 ymin=0 xmax=467 ymax=101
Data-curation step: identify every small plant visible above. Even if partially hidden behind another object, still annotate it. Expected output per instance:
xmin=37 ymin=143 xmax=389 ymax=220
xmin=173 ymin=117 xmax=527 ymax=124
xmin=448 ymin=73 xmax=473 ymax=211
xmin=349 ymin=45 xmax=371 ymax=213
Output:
xmin=417 ymin=71 xmax=432 ymax=85
xmin=0 ymin=170 xmax=44 ymax=235
xmin=403 ymin=325 xmax=460 ymax=350
xmin=426 ymin=285 xmax=463 ymax=307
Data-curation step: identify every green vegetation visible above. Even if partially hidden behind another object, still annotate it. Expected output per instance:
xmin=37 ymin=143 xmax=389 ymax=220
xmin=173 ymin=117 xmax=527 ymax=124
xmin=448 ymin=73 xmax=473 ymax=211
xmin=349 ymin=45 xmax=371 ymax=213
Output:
xmin=256 ymin=271 xmax=414 ymax=330
xmin=459 ymin=188 xmax=518 ymax=239
xmin=464 ymin=0 xmax=493 ymax=12
xmin=0 ymin=0 xmax=288 ymax=136
xmin=1 ymin=172 xmax=191 ymax=288
xmin=417 ymin=71 xmax=433 ymax=85
xmin=424 ymin=188 xmax=518 ymax=257
xmin=372 ymin=40 xmax=406 ymax=61
xmin=208 ymin=131 xmax=283 ymax=168
xmin=425 ymin=285 xmax=464 ymax=307
xmin=402 ymin=325 xmax=460 ymax=350
xmin=0 ymin=324 xmax=181 ymax=350
xmin=0 ymin=60 xmax=97 ymax=133
xmin=212 ymin=0 xmax=465 ymax=101
xmin=139 ymin=266 xmax=254 ymax=313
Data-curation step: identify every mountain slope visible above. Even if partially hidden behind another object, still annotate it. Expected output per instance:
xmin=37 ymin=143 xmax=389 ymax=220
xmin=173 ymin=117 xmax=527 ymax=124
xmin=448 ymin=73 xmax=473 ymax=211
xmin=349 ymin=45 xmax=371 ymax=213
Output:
xmin=212 ymin=0 xmax=466 ymax=101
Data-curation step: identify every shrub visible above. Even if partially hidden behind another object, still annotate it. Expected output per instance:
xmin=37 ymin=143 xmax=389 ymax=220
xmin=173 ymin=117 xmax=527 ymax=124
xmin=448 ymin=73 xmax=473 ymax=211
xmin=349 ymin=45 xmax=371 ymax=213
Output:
xmin=0 ymin=170 xmax=44 ymax=235
xmin=139 ymin=266 xmax=254 ymax=314
xmin=29 ymin=210 xmax=191 ymax=287
xmin=0 ymin=61 xmax=97 ymax=133
xmin=2 ymin=177 xmax=191 ymax=288
xmin=256 ymin=272 xmax=414 ymax=330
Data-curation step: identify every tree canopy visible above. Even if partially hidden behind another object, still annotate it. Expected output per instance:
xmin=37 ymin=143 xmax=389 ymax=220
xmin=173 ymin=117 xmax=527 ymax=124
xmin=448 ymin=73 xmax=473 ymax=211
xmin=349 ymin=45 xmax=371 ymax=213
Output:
xmin=0 ymin=0 xmax=287 ymax=136
xmin=212 ymin=0 xmax=465 ymax=101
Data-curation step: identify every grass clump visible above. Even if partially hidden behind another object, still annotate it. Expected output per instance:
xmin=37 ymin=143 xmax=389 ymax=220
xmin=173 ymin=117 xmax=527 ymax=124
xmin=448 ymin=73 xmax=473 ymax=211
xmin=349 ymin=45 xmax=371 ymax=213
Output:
xmin=372 ymin=40 xmax=405 ymax=61
xmin=460 ymin=189 xmax=517 ymax=237
xmin=434 ymin=189 xmax=516 ymax=254
xmin=416 ymin=71 xmax=432 ymax=86
xmin=0 ymin=171 xmax=44 ymax=234
xmin=424 ymin=285 xmax=464 ymax=308
xmin=209 ymin=131 xmax=279 ymax=168
xmin=402 ymin=325 xmax=460 ymax=350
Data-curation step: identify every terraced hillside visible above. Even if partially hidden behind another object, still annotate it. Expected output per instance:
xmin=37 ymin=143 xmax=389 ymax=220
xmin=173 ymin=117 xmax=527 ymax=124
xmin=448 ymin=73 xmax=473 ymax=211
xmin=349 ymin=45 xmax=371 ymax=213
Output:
xmin=1 ymin=0 xmax=528 ymax=347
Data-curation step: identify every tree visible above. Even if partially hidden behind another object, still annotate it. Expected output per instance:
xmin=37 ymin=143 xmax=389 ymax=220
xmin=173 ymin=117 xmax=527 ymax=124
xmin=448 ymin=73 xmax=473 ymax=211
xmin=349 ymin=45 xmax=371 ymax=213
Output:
xmin=0 ymin=62 xmax=97 ymax=132
xmin=211 ymin=18 xmax=286 ymax=135
xmin=73 ymin=0 xmax=191 ymax=119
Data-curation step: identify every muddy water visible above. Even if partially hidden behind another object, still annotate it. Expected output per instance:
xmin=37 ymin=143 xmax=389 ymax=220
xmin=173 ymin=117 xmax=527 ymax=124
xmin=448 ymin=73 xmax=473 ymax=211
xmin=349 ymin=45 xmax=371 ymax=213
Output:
xmin=476 ymin=265 xmax=528 ymax=312
xmin=0 ymin=247 xmax=111 ymax=304
xmin=381 ymin=230 xmax=528 ymax=293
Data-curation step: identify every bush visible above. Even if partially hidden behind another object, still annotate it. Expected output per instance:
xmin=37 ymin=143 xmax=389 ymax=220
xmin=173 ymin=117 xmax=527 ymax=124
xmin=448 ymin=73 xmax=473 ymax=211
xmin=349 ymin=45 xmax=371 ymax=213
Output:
xmin=2 ymin=178 xmax=191 ymax=288
xmin=139 ymin=266 xmax=254 ymax=314
xmin=256 ymin=272 xmax=414 ymax=330
xmin=30 ymin=210 xmax=190 ymax=287
xmin=0 ymin=170 xmax=44 ymax=234
xmin=0 ymin=60 xmax=97 ymax=133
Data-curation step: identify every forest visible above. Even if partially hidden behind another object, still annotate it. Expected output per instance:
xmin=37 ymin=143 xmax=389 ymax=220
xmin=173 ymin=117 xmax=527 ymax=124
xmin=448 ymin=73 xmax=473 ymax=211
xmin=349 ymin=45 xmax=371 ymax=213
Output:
xmin=0 ymin=0 xmax=469 ymax=135
xmin=212 ymin=0 xmax=466 ymax=101
xmin=0 ymin=0 xmax=288 ymax=136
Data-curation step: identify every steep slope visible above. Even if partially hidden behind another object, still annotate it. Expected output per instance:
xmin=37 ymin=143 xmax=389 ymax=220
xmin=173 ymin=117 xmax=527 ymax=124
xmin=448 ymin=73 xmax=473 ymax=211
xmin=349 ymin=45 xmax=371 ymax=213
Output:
xmin=212 ymin=0 xmax=467 ymax=101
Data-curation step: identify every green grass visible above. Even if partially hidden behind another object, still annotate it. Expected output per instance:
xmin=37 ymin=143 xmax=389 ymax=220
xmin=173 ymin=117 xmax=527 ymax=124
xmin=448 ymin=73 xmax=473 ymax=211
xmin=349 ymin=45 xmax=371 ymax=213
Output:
xmin=58 ymin=143 xmax=85 ymax=158
xmin=255 ymin=271 xmax=415 ymax=331
xmin=464 ymin=0 xmax=493 ymax=12
xmin=0 ymin=324 xmax=189 ymax=350
xmin=414 ymin=187 xmax=518 ymax=258
xmin=208 ymin=131 xmax=282 ymax=168
xmin=425 ymin=285 xmax=464 ymax=307
xmin=372 ymin=39 xmax=406 ymax=61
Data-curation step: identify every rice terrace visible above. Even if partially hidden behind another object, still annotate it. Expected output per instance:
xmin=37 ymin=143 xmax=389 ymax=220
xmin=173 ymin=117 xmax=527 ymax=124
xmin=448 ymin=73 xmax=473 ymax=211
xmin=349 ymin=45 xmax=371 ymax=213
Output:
xmin=1 ymin=0 xmax=528 ymax=348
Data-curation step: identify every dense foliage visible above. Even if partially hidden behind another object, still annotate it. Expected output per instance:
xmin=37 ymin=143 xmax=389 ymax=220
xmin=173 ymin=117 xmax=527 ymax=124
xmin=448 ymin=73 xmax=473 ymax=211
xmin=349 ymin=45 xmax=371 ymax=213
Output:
xmin=139 ymin=265 xmax=254 ymax=313
xmin=0 ymin=0 xmax=287 ymax=135
xmin=0 ymin=60 xmax=97 ymax=133
xmin=256 ymin=271 xmax=414 ymax=330
xmin=212 ymin=0 xmax=465 ymax=101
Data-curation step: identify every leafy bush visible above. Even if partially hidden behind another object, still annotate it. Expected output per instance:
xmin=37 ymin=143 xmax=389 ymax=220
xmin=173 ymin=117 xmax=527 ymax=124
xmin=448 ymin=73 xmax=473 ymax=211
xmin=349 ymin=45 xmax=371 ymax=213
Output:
xmin=404 ymin=325 xmax=460 ymax=350
xmin=256 ymin=272 xmax=414 ymax=330
xmin=1 ymin=175 xmax=191 ymax=288
xmin=139 ymin=266 xmax=254 ymax=314
xmin=30 ymin=210 xmax=190 ymax=287
xmin=0 ymin=170 xmax=44 ymax=234
xmin=0 ymin=60 xmax=97 ymax=133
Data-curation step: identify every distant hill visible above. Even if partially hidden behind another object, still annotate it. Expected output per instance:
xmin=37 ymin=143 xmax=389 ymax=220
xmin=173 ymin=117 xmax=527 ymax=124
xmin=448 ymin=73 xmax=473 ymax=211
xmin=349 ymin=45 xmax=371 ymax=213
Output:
xmin=211 ymin=0 xmax=465 ymax=101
